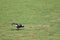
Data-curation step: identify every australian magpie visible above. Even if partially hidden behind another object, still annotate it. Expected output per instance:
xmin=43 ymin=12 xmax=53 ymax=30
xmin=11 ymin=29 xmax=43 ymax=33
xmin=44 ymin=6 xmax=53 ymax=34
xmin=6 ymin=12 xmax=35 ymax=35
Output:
xmin=12 ymin=23 xmax=24 ymax=30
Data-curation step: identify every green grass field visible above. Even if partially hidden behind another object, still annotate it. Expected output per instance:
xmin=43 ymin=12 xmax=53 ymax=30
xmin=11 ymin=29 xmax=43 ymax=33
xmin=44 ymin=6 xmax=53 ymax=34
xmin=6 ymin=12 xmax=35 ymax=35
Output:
xmin=0 ymin=0 xmax=60 ymax=40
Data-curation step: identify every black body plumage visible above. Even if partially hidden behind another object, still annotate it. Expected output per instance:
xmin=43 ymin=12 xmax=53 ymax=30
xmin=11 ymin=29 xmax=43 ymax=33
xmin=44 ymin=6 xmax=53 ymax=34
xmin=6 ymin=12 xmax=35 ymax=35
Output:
xmin=12 ymin=23 xmax=24 ymax=29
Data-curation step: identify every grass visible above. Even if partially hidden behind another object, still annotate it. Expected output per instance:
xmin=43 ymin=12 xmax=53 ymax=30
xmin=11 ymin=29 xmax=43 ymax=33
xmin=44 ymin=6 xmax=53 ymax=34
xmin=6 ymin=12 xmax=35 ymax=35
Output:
xmin=0 ymin=0 xmax=60 ymax=40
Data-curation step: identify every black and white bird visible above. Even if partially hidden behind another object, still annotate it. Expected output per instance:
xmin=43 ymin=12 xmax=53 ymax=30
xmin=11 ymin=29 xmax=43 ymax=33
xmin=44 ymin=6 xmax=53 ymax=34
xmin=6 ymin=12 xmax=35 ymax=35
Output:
xmin=12 ymin=23 xmax=24 ymax=30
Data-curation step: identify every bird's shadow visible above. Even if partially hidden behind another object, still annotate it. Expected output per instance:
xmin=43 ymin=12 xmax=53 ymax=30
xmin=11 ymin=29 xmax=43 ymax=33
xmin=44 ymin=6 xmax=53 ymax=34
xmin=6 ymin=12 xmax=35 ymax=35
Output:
xmin=11 ymin=28 xmax=24 ymax=31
